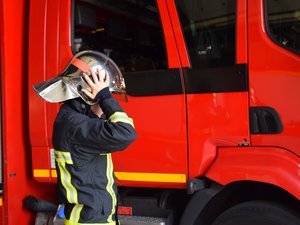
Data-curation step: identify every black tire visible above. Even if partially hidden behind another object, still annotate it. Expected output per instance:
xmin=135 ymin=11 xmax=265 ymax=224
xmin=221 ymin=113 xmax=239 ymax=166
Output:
xmin=211 ymin=200 xmax=300 ymax=225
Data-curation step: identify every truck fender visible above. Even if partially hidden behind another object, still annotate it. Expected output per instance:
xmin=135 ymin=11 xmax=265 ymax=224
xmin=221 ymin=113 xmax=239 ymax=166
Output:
xmin=206 ymin=147 xmax=300 ymax=200
xmin=179 ymin=183 xmax=222 ymax=225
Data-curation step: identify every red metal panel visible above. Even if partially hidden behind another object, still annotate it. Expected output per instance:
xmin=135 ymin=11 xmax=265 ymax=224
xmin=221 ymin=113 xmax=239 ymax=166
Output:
xmin=28 ymin=0 xmax=51 ymax=182
xmin=59 ymin=0 xmax=73 ymax=68
xmin=165 ymin=0 xmax=190 ymax=68
xmin=206 ymin=147 xmax=300 ymax=200
xmin=28 ymin=0 xmax=73 ymax=182
xmin=1 ymin=0 xmax=57 ymax=224
xmin=248 ymin=0 xmax=300 ymax=156
xmin=28 ymin=0 xmax=48 ymax=148
xmin=113 ymin=94 xmax=188 ymax=188
xmin=187 ymin=92 xmax=250 ymax=178
xmin=0 ymin=1 xmax=4 ymax=223
xmin=185 ymin=0 xmax=250 ymax=178
xmin=1 ymin=0 xmax=37 ymax=223
xmin=157 ymin=0 xmax=181 ymax=68
xmin=45 ymin=0 xmax=60 ymax=172
xmin=28 ymin=0 xmax=59 ymax=182
xmin=236 ymin=0 xmax=247 ymax=64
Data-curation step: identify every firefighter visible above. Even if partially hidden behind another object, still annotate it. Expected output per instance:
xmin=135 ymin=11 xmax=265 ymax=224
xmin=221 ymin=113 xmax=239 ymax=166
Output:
xmin=33 ymin=51 xmax=137 ymax=225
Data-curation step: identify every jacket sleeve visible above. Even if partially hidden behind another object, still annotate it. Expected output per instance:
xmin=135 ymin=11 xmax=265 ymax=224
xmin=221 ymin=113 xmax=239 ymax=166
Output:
xmin=68 ymin=93 xmax=137 ymax=154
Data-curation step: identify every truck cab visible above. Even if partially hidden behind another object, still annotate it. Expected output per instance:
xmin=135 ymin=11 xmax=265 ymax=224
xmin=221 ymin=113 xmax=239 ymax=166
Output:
xmin=0 ymin=0 xmax=300 ymax=224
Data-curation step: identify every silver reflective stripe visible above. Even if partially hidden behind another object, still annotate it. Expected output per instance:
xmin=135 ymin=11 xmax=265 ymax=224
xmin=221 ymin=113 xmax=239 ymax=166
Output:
xmin=57 ymin=162 xmax=78 ymax=204
xmin=109 ymin=112 xmax=134 ymax=127
xmin=54 ymin=150 xmax=73 ymax=164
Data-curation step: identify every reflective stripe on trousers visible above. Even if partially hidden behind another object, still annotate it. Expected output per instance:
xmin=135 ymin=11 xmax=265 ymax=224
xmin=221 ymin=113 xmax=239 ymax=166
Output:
xmin=64 ymin=219 xmax=118 ymax=225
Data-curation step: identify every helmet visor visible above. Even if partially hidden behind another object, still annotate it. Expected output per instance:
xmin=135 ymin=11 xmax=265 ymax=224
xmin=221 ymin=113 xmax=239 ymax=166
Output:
xmin=33 ymin=76 xmax=80 ymax=103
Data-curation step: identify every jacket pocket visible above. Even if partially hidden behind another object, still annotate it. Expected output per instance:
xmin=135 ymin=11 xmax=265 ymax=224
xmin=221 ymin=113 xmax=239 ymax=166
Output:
xmin=71 ymin=144 xmax=95 ymax=168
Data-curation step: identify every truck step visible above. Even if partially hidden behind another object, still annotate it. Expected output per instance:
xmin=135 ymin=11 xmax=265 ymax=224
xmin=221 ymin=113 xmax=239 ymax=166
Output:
xmin=119 ymin=215 xmax=167 ymax=225
xmin=35 ymin=212 xmax=169 ymax=225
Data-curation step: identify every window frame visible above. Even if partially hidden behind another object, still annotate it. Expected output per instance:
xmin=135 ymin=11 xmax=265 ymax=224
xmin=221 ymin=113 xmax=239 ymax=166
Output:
xmin=70 ymin=0 xmax=169 ymax=73
xmin=174 ymin=0 xmax=237 ymax=69
xmin=264 ymin=0 xmax=300 ymax=56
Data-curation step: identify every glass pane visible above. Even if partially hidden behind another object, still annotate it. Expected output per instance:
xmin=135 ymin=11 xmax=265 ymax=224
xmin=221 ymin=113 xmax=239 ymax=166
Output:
xmin=266 ymin=0 xmax=300 ymax=55
xmin=73 ymin=0 xmax=167 ymax=73
xmin=175 ymin=0 xmax=236 ymax=68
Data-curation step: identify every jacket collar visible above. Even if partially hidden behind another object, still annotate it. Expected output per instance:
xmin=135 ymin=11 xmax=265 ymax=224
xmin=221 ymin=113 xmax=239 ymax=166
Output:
xmin=65 ymin=98 xmax=89 ymax=114
xmin=65 ymin=98 xmax=100 ymax=118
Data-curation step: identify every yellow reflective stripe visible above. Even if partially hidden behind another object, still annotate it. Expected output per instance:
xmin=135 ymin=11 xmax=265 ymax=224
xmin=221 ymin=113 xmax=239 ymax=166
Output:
xmin=69 ymin=204 xmax=84 ymax=223
xmin=55 ymin=150 xmax=72 ymax=157
xmin=65 ymin=219 xmax=117 ymax=225
xmin=109 ymin=112 xmax=134 ymax=127
xmin=64 ymin=219 xmax=116 ymax=225
xmin=115 ymin=172 xmax=186 ymax=183
xmin=54 ymin=150 xmax=73 ymax=164
xmin=33 ymin=169 xmax=50 ymax=177
xmin=106 ymin=154 xmax=117 ymax=223
xmin=57 ymin=162 xmax=78 ymax=203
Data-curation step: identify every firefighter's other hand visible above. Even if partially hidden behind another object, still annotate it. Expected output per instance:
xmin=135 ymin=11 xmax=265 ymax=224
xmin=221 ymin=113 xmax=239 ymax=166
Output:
xmin=82 ymin=67 xmax=110 ymax=100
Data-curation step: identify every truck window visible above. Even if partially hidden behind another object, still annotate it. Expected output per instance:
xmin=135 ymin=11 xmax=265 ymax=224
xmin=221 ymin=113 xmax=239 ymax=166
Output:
xmin=175 ymin=0 xmax=236 ymax=68
xmin=265 ymin=0 xmax=300 ymax=56
xmin=73 ymin=0 xmax=167 ymax=73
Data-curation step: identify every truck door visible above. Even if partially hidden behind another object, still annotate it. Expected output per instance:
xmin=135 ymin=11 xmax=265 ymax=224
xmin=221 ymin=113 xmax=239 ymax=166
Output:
xmin=170 ymin=0 xmax=250 ymax=178
xmin=29 ymin=0 xmax=188 ymax=188
xmin=248 ymin=0 xmax=300 ymax=155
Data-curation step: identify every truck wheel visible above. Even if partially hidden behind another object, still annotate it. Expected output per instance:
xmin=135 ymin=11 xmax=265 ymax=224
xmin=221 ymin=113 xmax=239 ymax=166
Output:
xmin=211 ymin=200 xmax=300 ymax=225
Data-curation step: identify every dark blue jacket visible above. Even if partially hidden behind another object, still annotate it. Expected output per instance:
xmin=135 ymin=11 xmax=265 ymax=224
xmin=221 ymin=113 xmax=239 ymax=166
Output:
xmin=52 ymin=88 xmax=137 ymax=224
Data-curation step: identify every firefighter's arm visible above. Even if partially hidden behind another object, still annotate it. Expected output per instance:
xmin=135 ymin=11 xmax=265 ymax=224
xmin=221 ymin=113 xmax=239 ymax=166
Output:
xmin=70 ymin=68 xmax=137 ymax=153
xmin=69 ymin=104 xmax=136 ymax=153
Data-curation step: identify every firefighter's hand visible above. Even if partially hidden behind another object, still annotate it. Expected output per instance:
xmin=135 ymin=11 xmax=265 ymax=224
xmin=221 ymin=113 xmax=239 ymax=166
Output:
xmin=82 ymin=67 xmax=110 ymax=100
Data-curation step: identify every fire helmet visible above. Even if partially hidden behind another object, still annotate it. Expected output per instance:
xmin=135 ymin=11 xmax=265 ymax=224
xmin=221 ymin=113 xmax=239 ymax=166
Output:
xmin=33 ymin=50 xmax=126 ymax=105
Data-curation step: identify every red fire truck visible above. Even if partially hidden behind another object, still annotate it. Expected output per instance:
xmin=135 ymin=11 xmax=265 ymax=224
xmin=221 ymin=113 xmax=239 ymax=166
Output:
xmin=0 ymin=0 xmax=300 ymax=224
